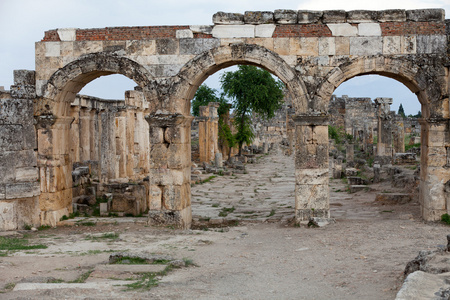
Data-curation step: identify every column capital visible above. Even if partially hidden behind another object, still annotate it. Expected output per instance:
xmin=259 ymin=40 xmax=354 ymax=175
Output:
xmin=145 ymin=113 xmax=194 ymax=127
xmin=293 ymin=113 xmax=329 ymax=126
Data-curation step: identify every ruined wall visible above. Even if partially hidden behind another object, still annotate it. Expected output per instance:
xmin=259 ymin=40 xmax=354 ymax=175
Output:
xmin=0 ymin=71 xmax=40 ymax=230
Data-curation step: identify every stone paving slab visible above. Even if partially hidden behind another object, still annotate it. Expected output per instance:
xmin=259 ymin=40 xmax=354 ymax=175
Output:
xmin=13 ymin=281 xmax=133 ymax=291
xmin=95 ymin=264 xmax=167 ymax=273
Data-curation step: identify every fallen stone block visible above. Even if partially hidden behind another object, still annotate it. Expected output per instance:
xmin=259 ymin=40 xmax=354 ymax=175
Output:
xmin=396 ymin=271 xmax=450 ymax=300
xmin=375 ymin=193 xmax=412 ymax=205
xmin=345 ymin=168 xmax=358 ymax=177
xmin=349 ymin=185 xmax=368 ymax=193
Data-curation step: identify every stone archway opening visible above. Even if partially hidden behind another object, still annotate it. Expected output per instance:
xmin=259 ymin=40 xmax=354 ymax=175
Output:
xmin=36 ymin=54 xmax=155 ymax=226
xmin=187 ymin=64 xmax=297 ymax=225
xmin=319 ymin=64 xmax=446 ymax=221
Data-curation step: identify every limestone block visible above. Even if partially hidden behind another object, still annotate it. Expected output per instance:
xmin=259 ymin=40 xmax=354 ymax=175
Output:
xmin=318 ymin=37 xmax=335 ymax=56
xmin=15 ymin=167 xmax=38 ymax=181
xmin=0 ymin=153 xmax=15 ymax=184
xmin=0 ymin=201 xmax=16 ymax=230
xmin=244 ymin=11 xmax=274 ymax=24
xmin=383 ymin=36 xmax=401 ymax=54
xmin=274 ymin=9 xmax=297 ymax=24
xmin=10 ymin=85 xmax=36 ymax=99
xmin=162 ymin=185 xmax=184 ymax=210
xmin=23 ymin=124 xmax=37 ymax=150
xmin=164 ymin=126 xmax=190 ymax=144
xmin=45 ymin=42 xmax=61 ymax=57
xmin=349 ymin=37 xmax=382 ymax=55
xmin=255 ymin=24 xmax=276 ymax=38
xmin=57 ymin=28 xmax=76 ymax=41
xmin=213 ymin=12 xmax=244 ymax=25
xmin=13 ymin=70 xmax=35 ymax=85
xmin=295 ymin=184 xmax=329 ymax=209
xmin=60 ymin=42 xmax=74 ymax=56
xmin=0 ymin=99 xmax=34 ymax=125
xmin=272 ymin=38 xmax=290 ymax=56
xmin=153 ymin=168 xmax=188 ymax=186
xmin=335 ymin=37 xmax=350 ymax=55
xmin=212 ymin=25 xmax=255 ymax=38
xmin=347 ymin=10 xmax=379 ymax=23
xmin=295 ymin=169 xmax=329 ymax=185
xmin=149 ymin=185 xmax=162 ymax=210
xmin=327 ymin=24 xmax=357 ymax=37
xmin=417 ymin=35 xmax=447 ymax=54
xmin=39 ymin=188 xmax=72 ymax=211
xmin=378 ymin=9 xmax=406 ymax=22
xmin=0 ymin=186 xmax=5 ymax=199
xmin=190 ymin=25 xmax=213 ymax=34
xmin=0 ymin=125 xmax=23 ymax=151
xmin=176 ymin=29 xmax=193 ymax=39
xmin=289 ymin=37 xmax=318 ymax=56
xmin=406 ymin=9 xmax=445 ymax=22
xmin=245 ymin=38 xmax=274 ymax=51
xmin=297 ymin=11 xmax=322 ymax=24
xmin=5 ymin=182 xmax=40 ymax=199
xmin=73 ymin=41 xmax=103 ymax=56
xmin=155 ymin=39 xmax=179 ymax=55
xmin=126 ymin=40 xmax=156 ymax=56
xmin=179 ymin=38 xmax=220 ymax=55
xmin=358 ymin=23 xmax=381 ymax=36
xmin=323 ymin=10 xmax=346 ymax=23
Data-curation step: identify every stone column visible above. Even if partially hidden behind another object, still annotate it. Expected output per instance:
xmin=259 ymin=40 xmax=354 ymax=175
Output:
xmin=198 ymin=102 xmax=219 ymax=163
xmin=374 ymin=97 xmax=393 ymax=157
xmin=346 ymin=144 xmax=354 ymax=162
xmin=37 ymin=115 xmax=73 ymax=226
xmin=69 ymin=104 xmax=80 ymax=163
xmin=293 ymin=114 xmax=330 ymax=222
xmin=90 ymin=109 xmax=99 ymax=162
xmin=146 ymin=113 xmax=193 ymax=229
xmin=99 ymin=109 xmax=117 ymax=182
xmin=419 ymin=118 xmax=450 ymax=221
xmin=393 ymin=115 xmax=405 ymax=153
xmin=79 ymin=107 xmax=91 ymax=162
xmin=115 ymin=108 xmax=127 ymax=179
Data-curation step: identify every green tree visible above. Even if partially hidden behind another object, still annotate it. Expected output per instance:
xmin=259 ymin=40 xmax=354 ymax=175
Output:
xmin=398 ymin=103 xmax=405 ymax=117
xmin=220 ymin=65 xmax=284 ymax=156
xmin=191 ymin=85 xmax=219 ymax=117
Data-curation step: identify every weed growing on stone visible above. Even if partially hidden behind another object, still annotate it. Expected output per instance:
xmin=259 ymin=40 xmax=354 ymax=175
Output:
xmin=70 ymin=269 xmax=94 ymax=283
xmin=85 ymin=232 xmax=120 ymax=241
xmin=268 ymin=209 xmax=276 ymax=217
xmin=211 ymin=203 xmax=220 ymax=207
xmin=79 ymin=221 xmax=97 ymax=227
xmin=441 ymin=213 xmax=450 ymax=225
xmin=0 ymin=282 xmax=16 ymax=293
xmin=38 ymin=225 xmax=52 ymax=231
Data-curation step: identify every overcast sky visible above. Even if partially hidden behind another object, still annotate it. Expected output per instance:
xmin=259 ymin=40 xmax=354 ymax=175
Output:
xmin=0 ymin=0 xmax=448 ymax=115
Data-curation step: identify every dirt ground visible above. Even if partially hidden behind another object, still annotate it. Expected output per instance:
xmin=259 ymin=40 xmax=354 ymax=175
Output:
xmin=1 ymin=148 xmax=449 ymax=299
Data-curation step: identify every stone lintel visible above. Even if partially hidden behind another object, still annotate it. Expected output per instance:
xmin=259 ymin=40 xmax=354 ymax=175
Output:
xmin=374 ymin=97 xmax=393 ymax=105
xmin=293 ymin=114 xmax=329 ymax=126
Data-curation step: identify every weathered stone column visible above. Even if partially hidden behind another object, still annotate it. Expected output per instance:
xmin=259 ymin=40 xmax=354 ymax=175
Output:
xmin=69 ymin=104 xmax=80 ymax=163
xmin=79 ymin=107 xmax=91 ymax=162
xmin=374 ymin=97 xmax=393 ymax=157
xmin=146 ymin=113 xmax=193 ymax=229
xmin=37 ymin=115 xmax=73 ymax=226
xmin=419 ymin=118 xmax=450 ymax=221
xmin=393 ymin=115 xmax=405 ymax=153
xmin=89 ymin=109 xmax=99 ymax=162
xmin=115 ymin=108 xmax=127 ymax=179
xmin=198 ymin=102 xmax=219 ymax=163
xmin=294 ymin=114 xmax=330 ymax=222
xmin=99 ymin=109 xmax=117 ymax=182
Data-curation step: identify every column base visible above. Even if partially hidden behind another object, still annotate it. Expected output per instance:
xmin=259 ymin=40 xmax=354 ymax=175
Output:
xmin=295 ymin=208 xmax=330 ymax=222
xmin=147 ymin=206 xmax=192 ymax=229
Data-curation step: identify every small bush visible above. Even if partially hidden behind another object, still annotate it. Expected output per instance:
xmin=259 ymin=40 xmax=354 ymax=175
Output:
xmin=441 ymin=213 xmax=450 ymax=225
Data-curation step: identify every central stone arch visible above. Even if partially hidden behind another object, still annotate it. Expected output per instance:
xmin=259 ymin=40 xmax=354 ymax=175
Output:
xmin=36 ymin=52 xmax=155 ymax=225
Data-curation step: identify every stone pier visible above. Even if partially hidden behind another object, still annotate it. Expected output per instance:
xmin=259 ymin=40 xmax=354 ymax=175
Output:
xmin=375 ymin=97 xmax=394 ymax=158
xmin=294 ymin=114 xmax=330 ymax=222
xmin=198 ymin=102 xmax=219 ymax=163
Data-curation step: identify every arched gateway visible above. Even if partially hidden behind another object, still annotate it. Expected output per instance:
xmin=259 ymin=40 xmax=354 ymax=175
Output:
xmin=0 ymin=9 xmax=448 ymax=229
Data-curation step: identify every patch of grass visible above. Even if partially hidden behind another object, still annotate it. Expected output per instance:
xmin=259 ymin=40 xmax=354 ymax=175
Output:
xmin=85 ymin=232 xmax=120 ymax=241
xmin=0 ymin=252 xmax=8 ymax=257
xmin=23 ymin=223 xmax=32 ymax=230
xmin=381 ymin=210 xmax=394 ymax=213
xmin=211 ymin=203 xmax=220 ymax=208
xmin=441 ymin=213 xmax=450 ymax=225
xmin=70 ymin=269 xmax=94 ymax=283
xmin=405 ymin=143 xmax=421 ymax=152
xmin=201 ymin=175 xmax=217 ymax=184
xmin=242 ymin=211 xmax=255 ymax=214
xmin=268 ymin=209 xmax=276 ymax=217
xmin=114 ymin=257 xmax=149 ymax=265
xmin=218 ymin=206 xmax=235 ymax=217
xmin=1 ymin=282 xmax=16 ymax=293
xmin=183 ymin=258 xmax=195 ymax=267
xmin=124 ymin=272 xmax=159 ymax=291
xmin=37 ymin=225 xmax=52 ymax=231
xmin=79 ymin=221 xmax=96 ymax=227
xmin=0 ymin=236 xmax=47 ymax=252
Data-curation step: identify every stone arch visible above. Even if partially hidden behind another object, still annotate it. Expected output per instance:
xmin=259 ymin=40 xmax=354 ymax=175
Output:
xmin=36 ymin=52 xmax=155 ymax=226
xmin=315 ymin=56 xmax=447 ymax=118
xmin=172 ymin=44 xmax=309 ymax=115
xmin=38 ymin=52 xmax=155 ymax=117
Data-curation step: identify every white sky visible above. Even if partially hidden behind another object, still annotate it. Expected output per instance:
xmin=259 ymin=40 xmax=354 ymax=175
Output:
xmin=0 ymin=0 xmax=448 ymax=115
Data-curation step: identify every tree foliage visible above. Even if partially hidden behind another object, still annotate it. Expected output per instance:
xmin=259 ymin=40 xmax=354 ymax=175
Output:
xmin=220 ymin=65 xmax=284 ymax=155
xmin=191 ymin=85 xmax=219 ymax=117
xmin=398 ymin=103 xmax=405 ymax=117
